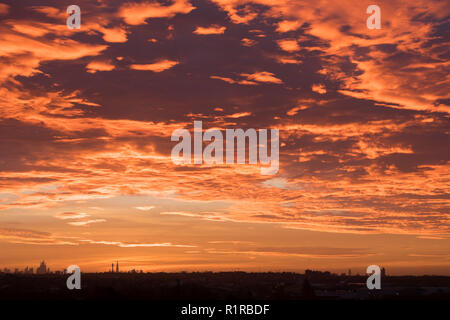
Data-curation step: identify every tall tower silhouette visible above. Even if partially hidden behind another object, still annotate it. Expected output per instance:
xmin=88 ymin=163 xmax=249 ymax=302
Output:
xmin=37 ymin=260 xmax=47 ymax=274
xmin=116 ymin=260 xmax=119 ymax=273
xmin=111 ymin=263 xmax=114 ymax=273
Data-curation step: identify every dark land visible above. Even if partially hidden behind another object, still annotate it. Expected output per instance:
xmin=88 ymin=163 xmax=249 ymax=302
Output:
xmin=1 ymin=270 xmax=449 ymax=301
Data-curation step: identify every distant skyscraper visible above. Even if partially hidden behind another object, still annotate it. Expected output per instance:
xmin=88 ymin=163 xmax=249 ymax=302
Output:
xmin=348 ymin=269 xmax=351 ymax=276
xmin=116 ymin=261 xmax=119 ymax=273
xmin=381 ymin=267 xmax=386 ymax=277
xmin=36 ymin=260 xmax=47 ymax=274
xmin=112 ymin=263 xmax=114 ymax=273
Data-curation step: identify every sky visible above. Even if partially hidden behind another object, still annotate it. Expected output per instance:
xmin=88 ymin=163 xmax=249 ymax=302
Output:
xmin=0 ymin=0 xmax=449 ymax=275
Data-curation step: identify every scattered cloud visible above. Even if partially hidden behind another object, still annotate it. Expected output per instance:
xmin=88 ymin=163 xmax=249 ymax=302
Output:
xmin=276 ymin=20 xmax=302 ymax=33
xmin=241 ymin=71 xmax=283 ymax=84
xmin=241 ymin=38 xmax=257 ymax=47
xmin=312 ymin=83 xmax=326 ymax=94
xmin=277 ymin=39 xmax=300 ymax=52
xmin=98 ymin=26 xmax=129 ymax=43
xmin=80 ymin=239 xmax=196 ymax=248
xmin=86 ymin=60 xmax=115 ymax=73
xmin=31 ymin=6 xmax=65 ymax=19
xmin=118 ymin=0 xmax=195 ymax=25
xmin=130 ymin=59 xmax=179 ymax=72
xmin=210 ymin=75 xmax=257 ymax=85
xmin=135 ymin=206 xmax=155 ymax=211
xmin=225 ymin=112 xmax=252 ymax=118
xmin=0 ymin=228 xmax=77 ymax=245
xmin=68 ymin=219 xmax=106 ymax=226
xmin=54 ymin=212 xmax=90 ymax=220
xmin=0 ymin=3 xmax=9 ymax=15
xmin=0 ymin=227 xmax=50 ymax=239
xmin=193 ymin=25 xmax=226 ymax=35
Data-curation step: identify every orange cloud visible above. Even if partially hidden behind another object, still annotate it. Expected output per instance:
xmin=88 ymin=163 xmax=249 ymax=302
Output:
xmin=86 ymin=60 xmax=115 ymax=73
xmin=118 ymin=0 xmax=195 ymax=25
xmin=98 ymin=26 xmax=129 ymax=43
xmin=193 ymin=25 xmax=226 ymax=35
xmin=210 ymin=75 xmax=235 ymax=84
xmin=210 ymin=75 xmax=258 ymax=85
xmin=277 ymin=39 xmax=300 ymax=52
xmin=241 ymin=71 xmax=283 ymax=84
xmin=212 ymin=0 xmax=450 ymax=114
xmin=80 ymin=239 xmax=196 ymax=248
xmin=0 ymin=3 xmax=9 ymax=15
xmin=211 ymin=1 xmax=257 ymax=24
xmin=0 ymin=228 xmax=77 ymax=246
xmin=54 ymin=212 xmax=90 ymax=220
xmin=135 ymin=206 xmax=155 ymax=211
xmin=312 ymin=83 xmax=326 ymax=94
xmin=241 ymin=38 xmax=257 ymax=47
xmin=226 ymin=112 xmax=252 ymax=118
xmin=130 ymin=59 xmax=179 ymax=72
xmin=68 ymin=219 xmax=107 ymax=226
xmin=31 ymin=6 xmax=66 ymax=20
xmin=286 ymin=106 xmax=307 ymax=116
xmin=276 ymin=20 xmax=301 ymax=32
xmin=0 ymin=24 xmax=107 ymax=81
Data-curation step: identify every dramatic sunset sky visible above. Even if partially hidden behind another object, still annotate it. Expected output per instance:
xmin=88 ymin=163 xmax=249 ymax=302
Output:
xmin=0 ymin=0 xmax=448 ymax=275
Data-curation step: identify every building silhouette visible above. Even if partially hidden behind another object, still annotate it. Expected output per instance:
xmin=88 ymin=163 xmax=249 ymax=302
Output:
xmin=24 ymin=266 xmax=33 ymax=274
xmin=116 ymin=261 xmax=119 ymax=273
xmin=36 ymin=261 xmax=48 ymax=274
xmin=301 ymin=278 xmax=316 ymax=298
